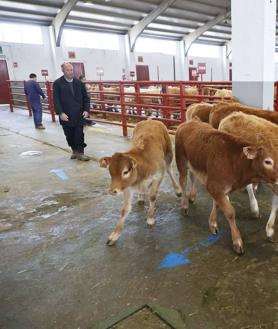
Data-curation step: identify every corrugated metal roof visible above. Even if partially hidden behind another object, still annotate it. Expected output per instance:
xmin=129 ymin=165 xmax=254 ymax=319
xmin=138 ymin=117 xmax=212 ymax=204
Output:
xmin=0 ymin=0 xmax=276 ymax=46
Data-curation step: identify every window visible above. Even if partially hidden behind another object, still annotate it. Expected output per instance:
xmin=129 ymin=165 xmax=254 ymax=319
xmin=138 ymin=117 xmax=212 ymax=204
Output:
xmin=0 ymin=23 xmax=42 ymax=44
xmin=21 ymin=24 xmax=43 ymax=44
xmin=135 ymin=37 xmax=176 ymax=55
xmin=188 ymin=43 xmax=219 ymax=58
xmin=64 ymin=29 xmax=86 ymax=48
xmin=63 ymin=29 xmax=119 ymax=50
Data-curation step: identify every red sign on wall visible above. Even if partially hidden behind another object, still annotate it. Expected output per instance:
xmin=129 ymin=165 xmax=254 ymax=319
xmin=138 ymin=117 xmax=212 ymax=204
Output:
xmin=41 ymin=69 xmax=48 ymax=77
xmin=191 ymin=69 xmax=198 ymax=77
xmin=197 ymin=63 xmax=206 ymax=74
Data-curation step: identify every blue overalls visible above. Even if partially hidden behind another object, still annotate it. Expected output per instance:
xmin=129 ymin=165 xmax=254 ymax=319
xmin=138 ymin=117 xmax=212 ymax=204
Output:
xmin=24 ymin=80 xmax=45 ymax=127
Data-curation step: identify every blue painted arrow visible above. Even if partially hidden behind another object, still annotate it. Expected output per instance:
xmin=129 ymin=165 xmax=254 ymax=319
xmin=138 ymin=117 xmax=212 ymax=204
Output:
xmin=50 ymin=168 xmax=69 ymax=181
xmin=159 ymin=232 xmax=224 ymax=269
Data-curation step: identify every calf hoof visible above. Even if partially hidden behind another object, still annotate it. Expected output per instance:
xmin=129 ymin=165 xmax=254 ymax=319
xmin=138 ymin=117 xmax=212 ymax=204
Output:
xmin=209 ymin=225 xmax=219 ymax=235
xmin=147 ymin=217 xmax=155 ymax=227
xmin=266 ymin=227 xmax=274 ymax=242
xmin=106 ymin=238 xmax=116 ymax=246
xmin=267 ymin=236 xmax=276 ymax=243
xmin=250 ymin=208 xmax=260 ymax=218
xmin=106 ymin=232 xmax=120 ymax=246
xmin=233 ymin=243 xmax=244 ymax=255
xmin=182 ymin=208 xmax=189 ymax=216
xmin=189 ymin=197 xmax=196 ymax=204
xmin=176 ymin=192 xmax=182 ymax=198
xmin=137 ymin=200 xmax=145 ymax=206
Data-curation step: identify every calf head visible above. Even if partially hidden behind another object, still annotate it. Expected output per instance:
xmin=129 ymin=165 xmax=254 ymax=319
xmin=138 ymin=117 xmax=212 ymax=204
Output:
xmin=243 ymin=145 xmax=278 ymax=184
xmin=99 ymin=152 xmax=138 ymax=195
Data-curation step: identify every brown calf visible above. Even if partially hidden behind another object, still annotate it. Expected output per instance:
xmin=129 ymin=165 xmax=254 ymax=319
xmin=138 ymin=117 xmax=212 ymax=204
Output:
xmin=219 ymin=112 xmax=278 ymax=240
xmin=99 ymin=119 xmax=181 ymax=245
xmin=175 ymin=118 xmax=278 ymax=254
xmin=186 ymin=102 xmax=213 ymax=122
xmin=209 ymin=103 xmax=278 ymax=128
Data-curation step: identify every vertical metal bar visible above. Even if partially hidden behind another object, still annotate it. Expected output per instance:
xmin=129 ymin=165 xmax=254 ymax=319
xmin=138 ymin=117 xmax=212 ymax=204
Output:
xmin=120 ymin=82 xmax=127 ymax=137
xmin=275 ymin=81 xmax=278 ymax=112
xmin=46 ymin=81 xmax=56 ymax=122
xmin=135 ymin=82 xmax=141 ymax=116
xmin=180 ymin=82 xmax=186 ymax=122
xmin=173 ymin=55 xmax=176 ymax=81
xmin=7 ymin=80 xmax=13 ymax=112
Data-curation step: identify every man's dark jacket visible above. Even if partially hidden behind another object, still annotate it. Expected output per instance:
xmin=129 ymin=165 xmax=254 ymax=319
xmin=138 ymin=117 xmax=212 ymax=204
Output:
xmin=53 ymin=76 xmax=90 ymax=127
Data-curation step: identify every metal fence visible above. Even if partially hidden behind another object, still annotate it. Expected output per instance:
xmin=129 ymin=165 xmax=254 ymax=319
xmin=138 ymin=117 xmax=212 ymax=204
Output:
xmin=6 ymin=79 xmax=278 ymax=136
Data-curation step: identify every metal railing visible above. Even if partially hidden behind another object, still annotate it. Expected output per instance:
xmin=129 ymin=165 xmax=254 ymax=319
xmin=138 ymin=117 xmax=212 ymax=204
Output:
xmin=85 ymin=80 xmax=233 ymax=136
xmin=6 ymin=79 xmax=278 ymax=136
xmin=7 ymin=80 xmax=56 ymax=122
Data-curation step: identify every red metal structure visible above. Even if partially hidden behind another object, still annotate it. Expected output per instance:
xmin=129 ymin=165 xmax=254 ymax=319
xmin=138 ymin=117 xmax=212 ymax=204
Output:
xmin=7 ymin=80 xmax=56 ymax=122
xmin=86 ymin=80 xmax=233 ymax=136
xmin=5 ymin=80 xmax=278 ymax=137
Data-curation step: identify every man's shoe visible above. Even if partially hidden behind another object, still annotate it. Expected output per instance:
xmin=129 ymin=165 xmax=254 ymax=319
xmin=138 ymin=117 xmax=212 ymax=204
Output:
xmin=76 ymin=153 xmax=90 ymax=161
xmin=36 ymin=125 xmax=46 ymax=129
xmin=70 ymin=151 xmax=78 ymax=160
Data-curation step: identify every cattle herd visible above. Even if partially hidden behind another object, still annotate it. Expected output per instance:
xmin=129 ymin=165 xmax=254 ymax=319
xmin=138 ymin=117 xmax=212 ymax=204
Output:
xmin=99 ymin=101 xmax=278 ymax=255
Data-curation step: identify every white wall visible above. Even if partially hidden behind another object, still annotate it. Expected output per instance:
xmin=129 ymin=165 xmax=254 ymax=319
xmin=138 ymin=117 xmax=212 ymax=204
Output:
xmin=1 ymin=27 xmax=55 ymax=80
xmin=0 ymin=25 xmax=226 ymax=82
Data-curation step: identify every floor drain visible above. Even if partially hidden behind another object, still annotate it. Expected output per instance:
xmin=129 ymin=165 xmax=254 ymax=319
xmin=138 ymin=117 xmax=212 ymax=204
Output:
xmin=110 ymin=306 xmax=171 ymax=328
xmin=93 ymin=303 xmax=186 ymax=329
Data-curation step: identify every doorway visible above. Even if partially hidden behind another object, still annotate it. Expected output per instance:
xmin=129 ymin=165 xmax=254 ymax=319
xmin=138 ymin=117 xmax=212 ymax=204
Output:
xmin=189 ymin=67 xmax=198 ymax=81
xmin=136 ymin=65 xmax=150 ymax=81
xmin=0 ymin=60 xmax=10 ymax=104
xmin=69 ymin=62 xmax=85 ymax=79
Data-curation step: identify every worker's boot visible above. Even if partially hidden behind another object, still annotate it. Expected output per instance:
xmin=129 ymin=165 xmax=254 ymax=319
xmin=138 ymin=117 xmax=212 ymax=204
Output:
xmin=70 ymin=149 xmax=78 ymax=160
xmin=76 ymin=148 xmax=90 ymax=161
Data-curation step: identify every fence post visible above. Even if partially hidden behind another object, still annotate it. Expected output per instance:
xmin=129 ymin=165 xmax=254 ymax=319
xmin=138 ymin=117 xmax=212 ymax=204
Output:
xmin=275 ymin=81 xmax=278 ymax=112
xmin=135 ymin=82 xmax=141 ymax=116
xmin=23 ymin=80 xmax=32 ymax=117
xmin=7 ymin=80 xmax=14 ymax=112
xmin=180 ymin=82 xmax=186 ymax=122
xmin=162 ymin=85 xmax=170 ymax=119
xmin=46 ymin=81 xmax=56 ymax=122
xmin=120 ymin=82 xmax=128 ymax=137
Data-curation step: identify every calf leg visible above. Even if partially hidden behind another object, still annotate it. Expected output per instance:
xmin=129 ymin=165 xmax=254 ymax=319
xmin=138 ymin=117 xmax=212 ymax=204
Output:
xmin=208 ymin=186 xmax=243 ymax=254
xmin=266 ymin=193 xmax=278 ymax=241
xmin=138 ymin=182 xmax=145 ymax=205
xmin=147 ymin=174 xmax=164 ymax=227
xmin=107 ymin=189 xmax=133 ymax=246
xmin=176 ymin=157 xmax=189 ymax=212
xmin=246 ymin=184 xmax=259 ymax=218
xmin=189 ymin=171 xmax=197 ymax=203
xmin=166 ymin=163 xmax=182 ymax=197
xmin=209 ymin=199 xmax=219 ymax=234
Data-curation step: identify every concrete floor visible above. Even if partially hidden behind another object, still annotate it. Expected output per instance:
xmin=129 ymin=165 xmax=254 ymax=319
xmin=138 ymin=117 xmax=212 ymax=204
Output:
xmin=0 ymin=107 xmax=278 ymax=329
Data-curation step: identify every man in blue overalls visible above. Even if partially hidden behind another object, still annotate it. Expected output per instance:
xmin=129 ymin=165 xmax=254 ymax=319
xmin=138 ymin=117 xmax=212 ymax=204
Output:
xmin=24 ymin=73 xmax=46 ymax=129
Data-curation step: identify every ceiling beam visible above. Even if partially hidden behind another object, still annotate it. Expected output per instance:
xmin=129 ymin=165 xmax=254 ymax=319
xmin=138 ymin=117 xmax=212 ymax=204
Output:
xmin=128 ymin=0 xmax=177 ymax=51
xmin=183 ymin=9 xmax=231 ymax=55
xmin=226 ymin=40 xmax=232 ymax=58
xmin=52 ymin=0 xmax=78 ymax=47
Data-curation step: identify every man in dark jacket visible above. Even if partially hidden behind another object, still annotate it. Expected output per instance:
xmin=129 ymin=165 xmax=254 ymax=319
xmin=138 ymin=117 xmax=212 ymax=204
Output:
xmin=24 ymin=73 xmax=46 ymax=129
xmin=53 ymin=63 xmax=90 ymax=161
